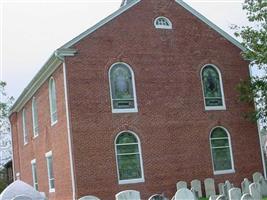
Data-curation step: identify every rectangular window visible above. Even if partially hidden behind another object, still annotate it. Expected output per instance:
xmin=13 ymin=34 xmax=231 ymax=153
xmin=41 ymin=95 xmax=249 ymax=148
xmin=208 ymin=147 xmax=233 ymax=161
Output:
xmin=45 ymin=151 xmax=55 ymax=192
xmin=22 ymin=108 xmax=28 ymax=145
xmin=31 ymin=159 xmax=38 ymax=190
xmin=32 ymin=97 xmax=39 ymax=137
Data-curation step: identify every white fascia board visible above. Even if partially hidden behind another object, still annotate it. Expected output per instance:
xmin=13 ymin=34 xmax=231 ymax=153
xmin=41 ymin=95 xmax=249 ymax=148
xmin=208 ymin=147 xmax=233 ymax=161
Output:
xmin=9 ymin=49 xmax=77 ymax=116
xmin=175 ymin=0 xmax=246 ymax=52
xmin=61 ymin=0 xmax=140 ymax=49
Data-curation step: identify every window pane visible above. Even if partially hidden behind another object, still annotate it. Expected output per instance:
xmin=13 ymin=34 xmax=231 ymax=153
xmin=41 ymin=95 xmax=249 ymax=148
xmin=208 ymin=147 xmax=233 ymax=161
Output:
xmin=49 ymin=79 xmax=57 ymax=122
xmin=50 ymin=178 xmax=55 ymax=189
xmin=211 ymin=139 xmax=229 ymax=147
xmin=32 ymin=99 xmax=39 ymax=135
xmin=212 ymin=148 xmax=232 ymax=171
xmin=111 ymin=65 xmax=133 ymax=100
xmin=32 ymin=162 xmax=38 ymax=190
xmin=117 ymin=154 xmax=141 ymax=180
xmin=22 ymin=109 xmax=28 ymax=144
xmin=47 ymin=155 xmax=55 ymax=189
xmin=202 ymin=66 xmax=223 ymax=107
xmin=117 ymin=144 xmax=139 ymax=154
xmin=116 ymin=132 xmax=138 ymax=144
xmin=211 ymin=128 xmax=228 ymax=138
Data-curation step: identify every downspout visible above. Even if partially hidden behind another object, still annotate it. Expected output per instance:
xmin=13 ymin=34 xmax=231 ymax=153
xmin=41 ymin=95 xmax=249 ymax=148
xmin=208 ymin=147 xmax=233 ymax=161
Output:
xmin=56 ymin=50 xmax=77 ymax=199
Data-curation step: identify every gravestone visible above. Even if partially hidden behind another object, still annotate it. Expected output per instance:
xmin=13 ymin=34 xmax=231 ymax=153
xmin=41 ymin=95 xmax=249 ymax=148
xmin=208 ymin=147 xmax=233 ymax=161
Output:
xmin=12 ymin=196 xmax=32 ymax=200
xmin=241 ymin=193 xmax=253 ymax=200
xmin=218 ymin=183 xmax=224 ymax=195
xmin=209 ymin=195 xmax=219 ymax=200
xmin=252 ymin=172 xmax=263 ymax=183
xmin=222 ymin=180 xmax=232 ymax=199
xmin=204 ymin=178 xmax=216 ymax=197
xmin=249 ymin=183 xmax=261 ymax=200
xmin=241 ymin=178 xmax=251 ymax=194
xmin=148 ymin=194 xmax=165 ymax=200
xmin=176 ymin=181 xmax=187 ymax=190
xmin=174 ymin=188 xmax=194 ymax=200
xmin=259 ymin=176 xmax=267 ymax=196
xmin=229 ymin=188 xmax=241 ymax=200
xmin=191 ymin=179 xmax=202 ymax=198
xmin=115 ymin=190 xmax=141 ymax=200
xmin=79 ymin=196 xmax=101 ymax=200
xmin=190 ymin=188 xmax=198 ymax=200
xmin=215 ymin=195 xmax=226 ymax=200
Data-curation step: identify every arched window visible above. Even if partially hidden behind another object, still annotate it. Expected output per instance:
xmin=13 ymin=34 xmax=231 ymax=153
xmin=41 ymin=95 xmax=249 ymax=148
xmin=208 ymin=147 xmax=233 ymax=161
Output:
xmin=115 ymin=131 xmax=144 ymax=184
xmin=201 ymin=64 xmax=225 ymax=110
xmin=154 ymin=16 xmax=172 ymax=29
xmin=49 ymin=77 xmax=57 ymax=125
xmin=32 ymin=97 xmax=39 ymax=137
xmin=109 ymin=63 xmax=137 ymax=113
xmin=210 ymin=127 xmax=234 ymax=174
xmin=22 ymin=108 xmax=28 ymax=145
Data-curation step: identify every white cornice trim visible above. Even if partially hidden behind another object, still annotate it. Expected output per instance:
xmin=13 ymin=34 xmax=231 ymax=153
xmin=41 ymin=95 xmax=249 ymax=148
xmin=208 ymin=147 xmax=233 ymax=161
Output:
xmin=61 ymin=0 xmax=140 ymax=49
xmin=9 ymin=49 xmax=76 ymax=115
xmin=175 ymin=0 xmax=246 ymax=51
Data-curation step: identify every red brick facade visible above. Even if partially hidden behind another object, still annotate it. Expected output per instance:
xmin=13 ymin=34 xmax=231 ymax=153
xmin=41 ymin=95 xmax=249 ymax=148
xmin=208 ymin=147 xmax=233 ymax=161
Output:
xmin=10 ymin=0 xmax=263 ymax=199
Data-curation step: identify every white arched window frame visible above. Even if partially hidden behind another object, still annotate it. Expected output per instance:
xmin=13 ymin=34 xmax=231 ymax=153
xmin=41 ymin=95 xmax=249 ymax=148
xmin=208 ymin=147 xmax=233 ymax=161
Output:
xmin=49 ymin=77 xmax=58 ymax=125
xmin=114 ymin=131 xmax=144 ymax=184
xmin=154 ymin=16 xmax=172 ymax=29
xmin=22 ymin=108 xmax=28 ymax=145
xmin=32 ymin=97 xmax=39 ymax=137
xmin=209 ymin=126 xmax=235 ymax=175
xmin=108 ymin=62 xmax=138 ymax=113
xmin=200 ymin=64 xmax=226 ymax=110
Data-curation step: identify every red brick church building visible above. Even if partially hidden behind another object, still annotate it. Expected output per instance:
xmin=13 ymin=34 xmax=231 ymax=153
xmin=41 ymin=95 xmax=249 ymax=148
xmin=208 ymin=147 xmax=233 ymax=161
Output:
xmin=9 ymin=0 xmax=265 ymax=199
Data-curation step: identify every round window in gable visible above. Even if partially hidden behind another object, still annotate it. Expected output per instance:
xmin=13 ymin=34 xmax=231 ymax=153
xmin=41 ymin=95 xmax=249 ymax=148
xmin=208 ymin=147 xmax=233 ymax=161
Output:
xmin=154 ymin=16 xmax=172 ymax=29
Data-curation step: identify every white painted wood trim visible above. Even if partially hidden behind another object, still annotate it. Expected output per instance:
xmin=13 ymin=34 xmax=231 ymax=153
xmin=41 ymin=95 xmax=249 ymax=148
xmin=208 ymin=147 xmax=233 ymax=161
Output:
xmin=63 ymin=61 xmax=76 ymax=200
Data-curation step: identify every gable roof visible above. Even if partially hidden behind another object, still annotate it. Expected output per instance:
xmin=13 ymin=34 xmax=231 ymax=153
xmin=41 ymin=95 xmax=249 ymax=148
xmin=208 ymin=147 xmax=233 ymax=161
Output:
xmin=9 ymin=0 xmax=245 ymax=115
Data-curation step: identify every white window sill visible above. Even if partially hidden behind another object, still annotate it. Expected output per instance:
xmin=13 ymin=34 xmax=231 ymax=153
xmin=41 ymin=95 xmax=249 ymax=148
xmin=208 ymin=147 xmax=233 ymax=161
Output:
xmin=155 ymin=26 xmax=172 ymax=29
xmin=49 ymin=188 xmax=55 ymax=193
xmin=112 ymin=108 xmax=138 ymax=114
xmin=119 ymin=178 xmax=144 ymax=185
xmin=23 ymin=142 xmax=28 ymax=146
xmin=33 ymin=135 xmax=39 ymax=139
xmin=214 ymin=169 xmax=235 ymax=175
xmin=205 ymin=106 xmax=226 ymax=111
xmin=51 ymin=120 xmax=58 ymax=127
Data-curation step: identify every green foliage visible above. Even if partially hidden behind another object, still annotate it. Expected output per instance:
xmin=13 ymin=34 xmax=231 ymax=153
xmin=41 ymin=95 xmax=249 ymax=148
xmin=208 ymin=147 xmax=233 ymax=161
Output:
xmin=234 ymin=0 xmax=267 ymax=128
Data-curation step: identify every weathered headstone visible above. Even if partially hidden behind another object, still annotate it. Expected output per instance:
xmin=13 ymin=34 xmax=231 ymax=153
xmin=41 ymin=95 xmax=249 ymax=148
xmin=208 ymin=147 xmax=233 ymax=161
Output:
xmin=174 ymin=188 xmax=194 ymax=200
xmin=241 ymin=178 xmax=251 ymax=194
xmin=191 ymin=179 xmax=202 ymax=198
xmin=115 ymin=190 xmax=141 ymax=200
xmin=252 ymin=172 xmax=263 ymax=183
xmin=215 ymin=195 xmax=226 ymax=200
xmin=218 ymin=183 xmax=224 ymax=195
xmin=222 ymin=180 xmax=232 ymax=199
xmin=176 ymin=181 xmax=187 ymax=190
xmin=259 ymin=176 xmax=267 ymax=196
xmin=229 ymin=188 xmax=241 ymax=200
xmin=241 ymin=193 xmax=253 ymax=200
xmin=249 ymin=182 xmax=261 ymax=200
xmin=204 ymin=178 xmax=216 ymax=197
xmin=79 ymin=196 xmax=101 ymax=200
xmin=190 ymin=188 xmax=198 ymax=200
xmin=148 ymin=194 xmax=165 ymax=200
xmin=209 ymin=195 xmax=219 ymax=200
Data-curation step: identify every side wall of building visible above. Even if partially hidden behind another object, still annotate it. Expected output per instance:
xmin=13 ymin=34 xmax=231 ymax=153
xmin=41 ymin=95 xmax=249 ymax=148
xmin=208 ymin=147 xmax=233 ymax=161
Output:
xmin=10 ymin=65 xmax=73 ymax=199
xmin=65 ymin=0 xmax=262 ymax=199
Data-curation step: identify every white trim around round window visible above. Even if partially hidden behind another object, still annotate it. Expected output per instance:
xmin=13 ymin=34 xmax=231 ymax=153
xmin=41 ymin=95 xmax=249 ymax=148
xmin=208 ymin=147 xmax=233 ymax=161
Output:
xmin=200 ymin=64 xmax=226 ymax=111
xmin=209 ymin=126 xmax=235 ymax=175
xmin=114 ymin=130 xmax=145 ymax=184
xmin=154 ymin=16 xmax=172 ymax=29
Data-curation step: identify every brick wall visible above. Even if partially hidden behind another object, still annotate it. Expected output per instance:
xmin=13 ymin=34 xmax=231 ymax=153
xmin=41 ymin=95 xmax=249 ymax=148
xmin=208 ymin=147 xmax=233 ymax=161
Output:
xmin=10 ymin=65 xmax=73 ymax=199
xmin=64 ymin=0 xmax=263 ymax=199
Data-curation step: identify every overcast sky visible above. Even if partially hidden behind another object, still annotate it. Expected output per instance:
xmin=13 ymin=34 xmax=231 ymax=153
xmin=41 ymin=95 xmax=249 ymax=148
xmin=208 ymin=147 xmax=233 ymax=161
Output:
xmin=1 ymin=0 xmax=250 ymax=99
